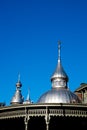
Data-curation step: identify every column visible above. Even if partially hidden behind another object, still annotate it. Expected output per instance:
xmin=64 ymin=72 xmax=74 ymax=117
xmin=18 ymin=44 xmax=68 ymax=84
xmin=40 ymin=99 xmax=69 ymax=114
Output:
xmin=24 ymin=115 xmax=29 ymax=130
xmin=24 ymin=108 xmax=29 ymax=130
xmin=45 ymin=107 xmax=50 ymax=130
xmin=46 ymin=120 xmax=49 ymax=130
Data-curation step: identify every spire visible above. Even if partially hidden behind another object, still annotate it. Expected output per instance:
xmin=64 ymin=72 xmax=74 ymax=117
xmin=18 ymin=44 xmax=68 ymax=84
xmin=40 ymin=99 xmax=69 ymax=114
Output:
xmin=10 ymin=74 xmax=24 ymax=105
xmin=16 ymin=73 xmax=22 ymax=88
xmin=51 ymin=41 xmax=68 ymax=88
xmin=23 ymin=88 xmax=33 ymax=104
xmin=26 ymin=88 xmax=30 ymax=101
xmin=58 ymin=40 xmax=61 ymax=62
xmin=18 ymin=73 xmax=20 ymax=82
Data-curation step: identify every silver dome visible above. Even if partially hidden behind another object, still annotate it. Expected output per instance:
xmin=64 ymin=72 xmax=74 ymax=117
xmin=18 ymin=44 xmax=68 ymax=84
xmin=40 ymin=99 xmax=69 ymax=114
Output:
xmin=37 ymin=41 xmax=81 ymax=104
xmin=10 ymin=89 xmax=24 ymax=104
xmin=51 ymin=41 xmax=68 ymax=82
xmin=51 ymin=59 xmax=68 ymax=82
xmin=10 ymin=74 xmax=24 ymax=104
xmin=37 ymin=88 xmax=81 ymax=103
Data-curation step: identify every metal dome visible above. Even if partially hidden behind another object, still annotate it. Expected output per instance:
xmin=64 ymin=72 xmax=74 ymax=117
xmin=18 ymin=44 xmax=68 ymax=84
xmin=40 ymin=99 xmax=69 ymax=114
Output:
xmin=51 ymin=41 xmax=68 ymax=82
xmin=37 ymin=41 xmax=81 ymax=104
xmin=37 ymin=88 xmax=81 ymax=103
xmin=51 ymin=59 xmax=68 ymax=82
xmin=10 ymin=89 xmax=24 ymax=104
xmin=10 ymin=74 xmax=24 ymax=104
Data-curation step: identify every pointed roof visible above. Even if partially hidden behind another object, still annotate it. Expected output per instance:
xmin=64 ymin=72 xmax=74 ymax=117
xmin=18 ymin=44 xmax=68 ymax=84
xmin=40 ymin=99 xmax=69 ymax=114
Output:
xmin=51 ymin=41 xmax=68 ymax=82
xmin=10 ymin=74 xmax=24 ymax=105
xmin=23 ymin=88 xmax=33 ymax=104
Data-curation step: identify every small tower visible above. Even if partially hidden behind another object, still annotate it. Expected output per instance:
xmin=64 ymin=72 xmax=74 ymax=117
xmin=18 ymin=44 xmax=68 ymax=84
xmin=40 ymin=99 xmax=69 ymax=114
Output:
xmin=10 ymin=74 xmax=24 ymax=105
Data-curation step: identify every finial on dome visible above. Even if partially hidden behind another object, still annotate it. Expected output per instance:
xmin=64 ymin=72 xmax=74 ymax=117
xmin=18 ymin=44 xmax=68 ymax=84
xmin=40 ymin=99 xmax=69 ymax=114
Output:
xmin=18 ymin=73 xmax=20 ymax=82
xmin=51 ymin=40 xmax=68 ymax=83
xmin=16 ymin=73 xmax=22 ymax=88
xmin=58 ymin=40 xmax=61 ymax=61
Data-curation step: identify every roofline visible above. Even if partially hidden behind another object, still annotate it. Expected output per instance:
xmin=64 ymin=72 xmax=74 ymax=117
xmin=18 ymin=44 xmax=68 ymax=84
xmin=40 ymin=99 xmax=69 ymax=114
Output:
xmin=0 ymin=103 xmax=87 ymax=111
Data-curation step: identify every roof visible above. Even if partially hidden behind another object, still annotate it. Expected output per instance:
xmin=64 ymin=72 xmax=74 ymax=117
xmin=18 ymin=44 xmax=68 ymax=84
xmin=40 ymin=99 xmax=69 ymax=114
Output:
xmin=74 ymin=83 xmax=87 ymax=92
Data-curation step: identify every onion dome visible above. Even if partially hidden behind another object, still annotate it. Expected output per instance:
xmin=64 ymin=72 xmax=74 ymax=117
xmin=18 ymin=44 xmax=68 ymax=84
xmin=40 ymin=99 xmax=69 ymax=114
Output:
xmin=10 ymin=74 xmax=24 ymax=105
xmin=37 ymin=88 xmax=81 ymax=103
xmin=51 ymin=41 xmax=68 ymax=84
xmin=37 ymin=41 xmax=81 ymax=103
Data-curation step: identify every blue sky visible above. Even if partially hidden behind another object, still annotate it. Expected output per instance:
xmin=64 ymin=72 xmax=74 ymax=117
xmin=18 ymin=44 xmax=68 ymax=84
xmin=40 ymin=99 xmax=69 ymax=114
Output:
xmin=0 ymin=0 xmax=87 ymax=105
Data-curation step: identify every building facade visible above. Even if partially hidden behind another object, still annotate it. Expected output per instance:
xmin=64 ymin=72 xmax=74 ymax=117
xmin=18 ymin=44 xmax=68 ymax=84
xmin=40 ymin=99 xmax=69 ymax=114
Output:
xmin=0 ymin=41 xmax=87 ymax=130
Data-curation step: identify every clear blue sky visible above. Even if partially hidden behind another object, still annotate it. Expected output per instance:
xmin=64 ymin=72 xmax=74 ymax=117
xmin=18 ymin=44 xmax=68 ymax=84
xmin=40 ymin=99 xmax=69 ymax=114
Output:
xmin=0 ymin=0 xmax=87 ymax=105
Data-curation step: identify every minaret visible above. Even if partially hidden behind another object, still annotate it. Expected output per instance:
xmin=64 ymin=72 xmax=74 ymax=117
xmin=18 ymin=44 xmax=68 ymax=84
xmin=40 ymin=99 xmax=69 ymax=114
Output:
xmin=10 ymin=74 xmax=24 ymax=105
xmin=51 ymin=41 xmax=68 ymax=89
